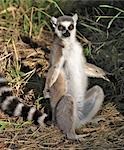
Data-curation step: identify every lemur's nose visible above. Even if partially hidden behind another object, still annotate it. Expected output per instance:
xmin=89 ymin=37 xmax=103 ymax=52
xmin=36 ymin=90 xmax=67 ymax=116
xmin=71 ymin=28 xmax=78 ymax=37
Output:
xmin=63 ymin=30 xmax=70 ymax=37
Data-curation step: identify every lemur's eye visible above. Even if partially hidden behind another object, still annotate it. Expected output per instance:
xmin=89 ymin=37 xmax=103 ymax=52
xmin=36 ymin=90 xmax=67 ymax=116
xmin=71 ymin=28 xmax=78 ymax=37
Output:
xmin=58 ymin=25 xmax=65 ymax=31
xmin=68 ymin=24 xmax=74 ymax=30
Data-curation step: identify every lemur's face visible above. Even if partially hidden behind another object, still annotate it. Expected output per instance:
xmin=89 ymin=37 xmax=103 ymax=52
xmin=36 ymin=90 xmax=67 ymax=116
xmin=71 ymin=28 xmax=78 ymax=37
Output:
xmin=51 ymin=14 xmax=78 ymax=39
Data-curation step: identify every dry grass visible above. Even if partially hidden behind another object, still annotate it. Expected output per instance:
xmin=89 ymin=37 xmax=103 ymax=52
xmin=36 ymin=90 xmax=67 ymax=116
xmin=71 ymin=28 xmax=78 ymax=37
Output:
xmin=0 ymin=0 xmax=124 ymax=149
xmin=0 ymin=103 xmax=123 ymax=149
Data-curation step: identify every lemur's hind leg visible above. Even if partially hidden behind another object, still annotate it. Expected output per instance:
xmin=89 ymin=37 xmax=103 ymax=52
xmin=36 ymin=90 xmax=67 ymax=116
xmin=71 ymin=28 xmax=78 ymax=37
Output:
xmin=56 ymin=95 xmax=85 ymax=140
xmin=77 ymin=85 xmax=104 ymax=127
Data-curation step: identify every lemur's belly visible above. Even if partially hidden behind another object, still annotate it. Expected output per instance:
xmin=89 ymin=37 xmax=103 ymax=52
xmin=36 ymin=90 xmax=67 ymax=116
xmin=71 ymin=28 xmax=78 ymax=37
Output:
xmin=64 ymin=57 xmax=87 ymax=102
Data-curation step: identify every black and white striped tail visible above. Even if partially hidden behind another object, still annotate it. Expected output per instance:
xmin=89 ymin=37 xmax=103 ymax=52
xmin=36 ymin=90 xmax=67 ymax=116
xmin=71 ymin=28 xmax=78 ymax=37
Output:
xmin=0 ymin=77 xmax=48 ymax=125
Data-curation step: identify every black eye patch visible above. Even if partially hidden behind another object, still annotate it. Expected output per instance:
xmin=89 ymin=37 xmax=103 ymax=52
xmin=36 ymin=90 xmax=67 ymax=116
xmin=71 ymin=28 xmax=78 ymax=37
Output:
xmin=68 ymin=24 xmax=74 ymax=30
xmin=58 ymin=25 xmax=65 ymax=31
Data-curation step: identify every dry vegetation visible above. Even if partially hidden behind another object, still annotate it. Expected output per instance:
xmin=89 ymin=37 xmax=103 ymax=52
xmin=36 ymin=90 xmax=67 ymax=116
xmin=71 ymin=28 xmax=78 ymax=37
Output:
xmin=0 ymin=0 xmax=124 ymax=149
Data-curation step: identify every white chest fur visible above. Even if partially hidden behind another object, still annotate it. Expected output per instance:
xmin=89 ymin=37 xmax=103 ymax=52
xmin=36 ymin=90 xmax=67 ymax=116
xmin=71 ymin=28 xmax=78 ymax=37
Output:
xmin=62 ymin=39 xmax=87 ymax=102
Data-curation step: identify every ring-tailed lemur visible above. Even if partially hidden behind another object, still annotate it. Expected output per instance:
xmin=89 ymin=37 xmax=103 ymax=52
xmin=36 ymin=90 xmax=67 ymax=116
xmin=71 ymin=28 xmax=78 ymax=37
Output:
xmin=0 ymin=14 xmax=107 ymax=139
xmin=44 ymin=14 xmax=104 ymax=140
xmin=0 ymin=75 xmax=49 ymax=125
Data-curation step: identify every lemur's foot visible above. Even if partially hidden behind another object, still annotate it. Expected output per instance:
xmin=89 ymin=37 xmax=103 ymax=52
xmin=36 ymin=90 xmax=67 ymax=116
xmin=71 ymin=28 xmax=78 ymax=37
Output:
xmin=67 ymin=133 xmax=89 ymax=141
xmin=90 ymin=116 xmax=105 ymax=124
xmin=51 ymin=123 xmax=56 ymax=128
xmin=43 ymin=89 xmax=50 ymax=98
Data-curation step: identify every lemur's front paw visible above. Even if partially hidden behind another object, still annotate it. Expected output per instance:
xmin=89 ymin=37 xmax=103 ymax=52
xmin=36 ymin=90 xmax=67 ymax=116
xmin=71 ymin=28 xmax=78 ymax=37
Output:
xmin=43 ymin=89 xmax=50 ymax=98
xmin=49 ymin=69 xmax=59 ymax=87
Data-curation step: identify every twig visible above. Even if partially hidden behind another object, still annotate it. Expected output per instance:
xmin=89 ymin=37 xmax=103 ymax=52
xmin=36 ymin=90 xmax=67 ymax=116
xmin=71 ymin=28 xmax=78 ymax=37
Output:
xmin=0 ymin=53 xmax=12 ymax=61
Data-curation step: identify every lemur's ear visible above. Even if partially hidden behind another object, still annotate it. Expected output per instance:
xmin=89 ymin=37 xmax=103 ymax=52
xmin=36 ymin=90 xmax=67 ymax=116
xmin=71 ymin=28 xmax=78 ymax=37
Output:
xmin=72 ymin=14 xmax=78 ymax=23
xmin=51 ymin=17 xmax=57 ymax=28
